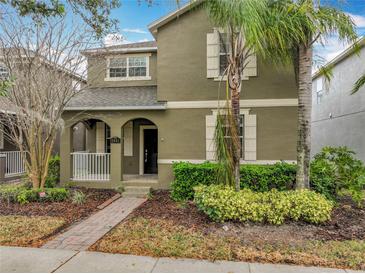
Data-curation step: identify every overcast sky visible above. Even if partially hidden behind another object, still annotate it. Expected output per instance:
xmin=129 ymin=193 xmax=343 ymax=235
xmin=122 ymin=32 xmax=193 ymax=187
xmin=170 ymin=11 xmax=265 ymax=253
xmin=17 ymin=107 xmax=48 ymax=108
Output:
xmin=104 ymin=0 xmax=365 ymax=64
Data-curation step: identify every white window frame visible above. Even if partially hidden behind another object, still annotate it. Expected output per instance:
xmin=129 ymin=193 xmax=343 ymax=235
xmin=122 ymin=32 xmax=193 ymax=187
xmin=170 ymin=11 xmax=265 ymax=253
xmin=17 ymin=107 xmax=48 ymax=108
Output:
xmin=316 ymin=77 xmax=324 ymax=104
xmin=221 ymin=114 xmax=245 ymax=159
xmin=105 ymin=54 xmax=151 ymax=81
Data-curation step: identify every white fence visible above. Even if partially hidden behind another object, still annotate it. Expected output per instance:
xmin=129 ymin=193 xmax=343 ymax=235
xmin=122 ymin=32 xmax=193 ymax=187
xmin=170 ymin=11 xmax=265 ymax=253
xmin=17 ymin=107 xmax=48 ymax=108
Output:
xmin=71 ymin=152 xmax=110 ymax=181
xmin=3 ymin=151 xmax=26 ymax=177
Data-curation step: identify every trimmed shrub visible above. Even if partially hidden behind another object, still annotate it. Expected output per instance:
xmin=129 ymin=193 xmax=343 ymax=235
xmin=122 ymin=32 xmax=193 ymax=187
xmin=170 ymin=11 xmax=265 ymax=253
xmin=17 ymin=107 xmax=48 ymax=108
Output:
xmin=16 ymin=189 xmax=38 ymax=204
xmin=171 ymin=162 xmax=297 ymax=201
xmin=194 ymin=185 xmax=333 ymax=225
xmin=171 ymin=162 xmax=217 ymax=201
xmin=0 ymin=185 xmax=24 ymax=203
xmin=45 ymin=155 xmax=60 ymax=188
xmin=310 ymin=147 xmax=365 ymax=206
xmin=0 ymin=184 xmax=69 ymax=204
xmin=44 ymin=188 xmax=69 ymax=202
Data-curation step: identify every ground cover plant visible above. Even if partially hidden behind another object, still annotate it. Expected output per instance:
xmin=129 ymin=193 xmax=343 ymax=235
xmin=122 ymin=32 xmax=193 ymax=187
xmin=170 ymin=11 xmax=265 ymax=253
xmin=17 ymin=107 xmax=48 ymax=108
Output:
xmin=91 ymin=190 xmax=365 ymax=270
xmin=194 ymin=185 xmax=333 ymax=225
xmin=0 ymin=186 xmax=116 ymax=247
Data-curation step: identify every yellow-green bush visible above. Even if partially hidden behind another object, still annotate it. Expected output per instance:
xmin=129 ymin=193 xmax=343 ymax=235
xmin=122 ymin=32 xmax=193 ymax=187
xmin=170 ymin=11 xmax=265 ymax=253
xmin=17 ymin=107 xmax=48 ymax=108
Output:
xmin=194 ymin=185 xmax=333 ymax=225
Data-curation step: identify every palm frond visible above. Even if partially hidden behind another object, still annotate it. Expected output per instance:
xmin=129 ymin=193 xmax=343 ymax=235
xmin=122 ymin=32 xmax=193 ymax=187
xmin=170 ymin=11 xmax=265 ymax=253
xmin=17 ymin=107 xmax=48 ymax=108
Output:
xmin=351 ymin=74 xmax=365 ymax=94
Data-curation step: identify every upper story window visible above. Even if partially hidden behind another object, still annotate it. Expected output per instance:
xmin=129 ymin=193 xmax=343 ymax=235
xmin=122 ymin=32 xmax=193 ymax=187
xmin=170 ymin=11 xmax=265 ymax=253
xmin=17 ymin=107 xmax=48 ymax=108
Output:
xmin=106 ymin=56 xmax=150 ymax=81
xmin=0 ymin=64 xmax=9 ymax=80
xmin=219 ymin=34 xmax=230 ymax=76
xmin=316 ymin=77 xmax=324 ymax=104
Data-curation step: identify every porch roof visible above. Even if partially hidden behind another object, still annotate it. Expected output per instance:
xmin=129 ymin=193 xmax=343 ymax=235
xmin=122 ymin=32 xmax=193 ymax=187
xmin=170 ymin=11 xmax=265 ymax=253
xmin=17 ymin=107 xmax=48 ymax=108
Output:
xmin=65 ymin=86 xmax=166 ymax=110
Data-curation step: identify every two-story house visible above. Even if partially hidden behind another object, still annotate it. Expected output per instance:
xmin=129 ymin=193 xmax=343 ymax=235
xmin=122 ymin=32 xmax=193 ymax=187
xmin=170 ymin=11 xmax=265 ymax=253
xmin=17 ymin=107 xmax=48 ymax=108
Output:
xmin=60 ymin=2 xmax=298 ymax=195
xmin=311 ymin=37 xmax=365 ymax=162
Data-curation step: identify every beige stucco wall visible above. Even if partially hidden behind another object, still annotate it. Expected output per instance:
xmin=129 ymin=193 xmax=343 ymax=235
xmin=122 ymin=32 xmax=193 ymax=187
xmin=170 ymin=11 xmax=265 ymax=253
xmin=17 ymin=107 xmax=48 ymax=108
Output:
xmin=156 ymin=6 xmax=297 ymax=101
xmin=60 ymin=106 xmax=297 ymax=189
xmin=87 ymin=52 xmax=157 ymax=88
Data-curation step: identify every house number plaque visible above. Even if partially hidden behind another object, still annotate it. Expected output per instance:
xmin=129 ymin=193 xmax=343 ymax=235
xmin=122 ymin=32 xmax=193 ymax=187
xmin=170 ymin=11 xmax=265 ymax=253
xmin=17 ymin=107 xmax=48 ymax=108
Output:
xmin=110 ymin=136 xmax=121 ymax=144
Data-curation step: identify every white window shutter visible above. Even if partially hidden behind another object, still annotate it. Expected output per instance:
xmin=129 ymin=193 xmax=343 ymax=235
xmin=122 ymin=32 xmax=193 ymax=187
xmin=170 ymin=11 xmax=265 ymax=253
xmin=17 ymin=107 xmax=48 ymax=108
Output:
xmin=207 ymin=31 xmax=219 ymax=78
xmin=244 ymin=114 xmax=257 ymax=160
xmin=205 ymin=114 xmax=217 ymax=160
xmin=123 ymin=121 xmax=133 ymax=156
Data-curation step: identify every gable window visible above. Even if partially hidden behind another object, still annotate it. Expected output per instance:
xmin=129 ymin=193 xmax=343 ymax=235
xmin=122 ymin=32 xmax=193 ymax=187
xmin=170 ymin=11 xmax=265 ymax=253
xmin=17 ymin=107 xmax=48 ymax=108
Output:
xmin=0 ymin=65 xmax=9 ymax=80
xmin=107 ymin=56 xmax=150 ymax=80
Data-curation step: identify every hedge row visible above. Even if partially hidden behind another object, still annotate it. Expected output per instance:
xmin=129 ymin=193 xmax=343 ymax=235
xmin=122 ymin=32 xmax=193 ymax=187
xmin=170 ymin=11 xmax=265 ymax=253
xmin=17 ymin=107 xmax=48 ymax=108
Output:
xmin=171 ymin=162 xmax=296 ymax=201
xmin=0 ymin=185 xmax=69 ymax=204
xmin=194 ymin=185 xmax=333 ymax=225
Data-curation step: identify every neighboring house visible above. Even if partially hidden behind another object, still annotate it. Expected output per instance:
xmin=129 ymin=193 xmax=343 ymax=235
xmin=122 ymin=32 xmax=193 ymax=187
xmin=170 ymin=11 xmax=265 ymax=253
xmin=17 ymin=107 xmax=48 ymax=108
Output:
xmin=311 ymin=37 xmax=365 ymax=162
xmin=0 ymin=53 xmax=85 ymax=181
xmin=60 ymin=2 xmax=299 ymax=192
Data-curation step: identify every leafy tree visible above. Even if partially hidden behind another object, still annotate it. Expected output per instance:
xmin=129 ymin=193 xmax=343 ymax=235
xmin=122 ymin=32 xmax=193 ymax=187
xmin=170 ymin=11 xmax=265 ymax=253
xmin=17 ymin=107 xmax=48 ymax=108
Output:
xmin=0 ymin=0 xmax=120 ymax=36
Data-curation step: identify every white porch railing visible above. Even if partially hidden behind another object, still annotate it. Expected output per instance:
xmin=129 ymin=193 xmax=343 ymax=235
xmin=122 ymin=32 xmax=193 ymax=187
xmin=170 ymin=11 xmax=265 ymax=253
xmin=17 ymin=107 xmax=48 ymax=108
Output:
xmin=71 ymin=152 xmax=110 ymax=181
xmin=3 ymin=151 xmax=26 ymax=177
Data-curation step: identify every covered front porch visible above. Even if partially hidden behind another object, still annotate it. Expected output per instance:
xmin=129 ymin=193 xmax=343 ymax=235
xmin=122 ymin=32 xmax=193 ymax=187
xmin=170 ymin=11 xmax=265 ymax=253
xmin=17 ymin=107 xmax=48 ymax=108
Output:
xmin=61 ymin=117 xmax=159 ymax=187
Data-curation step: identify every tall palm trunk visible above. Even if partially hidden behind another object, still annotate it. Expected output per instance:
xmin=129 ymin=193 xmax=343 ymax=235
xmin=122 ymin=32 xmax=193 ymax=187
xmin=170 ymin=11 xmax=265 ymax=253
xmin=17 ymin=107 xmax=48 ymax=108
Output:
xmin=229 ymin=67 xmax=242 ymax=192
xmin=296 ymin=43 xmax=312 ymax=189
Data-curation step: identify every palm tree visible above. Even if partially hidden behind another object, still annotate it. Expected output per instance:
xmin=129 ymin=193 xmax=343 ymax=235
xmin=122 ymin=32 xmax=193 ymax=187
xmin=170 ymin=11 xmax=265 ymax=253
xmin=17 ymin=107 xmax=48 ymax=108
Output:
xmin=273 ymin=0 xmax=357 ymax=188
xmin=206 ymin=0 xmax=269 ymax=191
xmin=206 ymin=0 xmax=357 ymax=190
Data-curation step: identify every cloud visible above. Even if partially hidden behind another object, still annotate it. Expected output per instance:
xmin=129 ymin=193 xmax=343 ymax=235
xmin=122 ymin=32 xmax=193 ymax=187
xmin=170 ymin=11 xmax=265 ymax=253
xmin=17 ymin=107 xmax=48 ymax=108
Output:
xmin=314 ymin=35 xmax=352 ymax=63
xmin=103 ymin=33 xmax=131 ymax=46
xmin=346 ymin=13 xmax=365 ymax=28
xmin=121 ymin=28 xmax=148 ymax=34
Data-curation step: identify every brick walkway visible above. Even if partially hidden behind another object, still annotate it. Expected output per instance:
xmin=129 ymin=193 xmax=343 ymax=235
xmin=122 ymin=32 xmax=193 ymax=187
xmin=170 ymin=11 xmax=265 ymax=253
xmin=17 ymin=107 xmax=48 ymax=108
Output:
xmin=42 ymin=197 xmax=145 ymax=251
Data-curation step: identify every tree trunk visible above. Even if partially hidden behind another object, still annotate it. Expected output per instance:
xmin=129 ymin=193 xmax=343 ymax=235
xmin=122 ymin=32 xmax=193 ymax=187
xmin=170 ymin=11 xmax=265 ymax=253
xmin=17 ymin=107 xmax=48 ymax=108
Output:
xmin=296 ymin=43 xmax=312 ymax=189
xmin=231 ymin=86 xmax=241 ymax=192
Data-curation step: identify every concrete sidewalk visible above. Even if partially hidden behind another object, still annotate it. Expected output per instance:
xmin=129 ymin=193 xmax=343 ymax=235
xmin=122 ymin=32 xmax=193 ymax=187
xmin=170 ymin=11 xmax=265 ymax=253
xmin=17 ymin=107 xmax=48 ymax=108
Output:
xmin=0 ymin=246 xmax=361 ymax=273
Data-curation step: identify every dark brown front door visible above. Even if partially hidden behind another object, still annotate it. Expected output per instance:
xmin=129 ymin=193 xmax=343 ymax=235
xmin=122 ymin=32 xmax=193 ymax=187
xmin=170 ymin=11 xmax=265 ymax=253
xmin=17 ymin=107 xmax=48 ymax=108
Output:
xmin=144 ymin=129 xmax=158 ymax=174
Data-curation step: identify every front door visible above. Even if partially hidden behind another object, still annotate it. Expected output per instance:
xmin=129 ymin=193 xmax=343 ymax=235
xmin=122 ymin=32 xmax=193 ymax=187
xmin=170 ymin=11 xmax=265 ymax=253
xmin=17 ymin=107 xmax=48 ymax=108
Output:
xmin=143 ymin=129 xmax=158 ymax=174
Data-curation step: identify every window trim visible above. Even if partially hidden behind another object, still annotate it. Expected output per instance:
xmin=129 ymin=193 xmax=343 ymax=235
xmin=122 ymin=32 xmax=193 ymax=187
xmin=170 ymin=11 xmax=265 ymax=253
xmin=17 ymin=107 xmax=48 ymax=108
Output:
xmin=316 ymin=77 xmax=324 ymax=104
xmin=105 ymin=54 xmax=151 ymax=81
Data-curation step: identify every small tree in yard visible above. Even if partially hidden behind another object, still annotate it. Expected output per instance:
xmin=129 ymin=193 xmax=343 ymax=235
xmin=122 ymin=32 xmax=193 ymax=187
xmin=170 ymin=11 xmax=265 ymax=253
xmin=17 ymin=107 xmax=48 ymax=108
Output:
xmin=207 ymin=0 xmax=268 ymax=191
xmin=0 ymin=15 xmax=99 ymax=189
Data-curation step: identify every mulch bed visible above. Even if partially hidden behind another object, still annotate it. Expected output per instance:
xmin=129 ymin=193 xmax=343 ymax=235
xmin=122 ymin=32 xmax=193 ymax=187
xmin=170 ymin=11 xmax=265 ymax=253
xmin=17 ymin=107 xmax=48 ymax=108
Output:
xmin=129 ymin=190 xmax=365 ymax=242
xmin=0 ymin=188 xmax=117 ymax=225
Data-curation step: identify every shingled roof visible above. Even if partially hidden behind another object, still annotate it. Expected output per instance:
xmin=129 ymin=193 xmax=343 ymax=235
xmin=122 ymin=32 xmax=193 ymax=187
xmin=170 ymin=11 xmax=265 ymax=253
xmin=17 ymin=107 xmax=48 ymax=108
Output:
xmin=65 ymin=86 xmax=166 ymax=110
xmin=82 ymin=41 xmax=157 ymax=55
